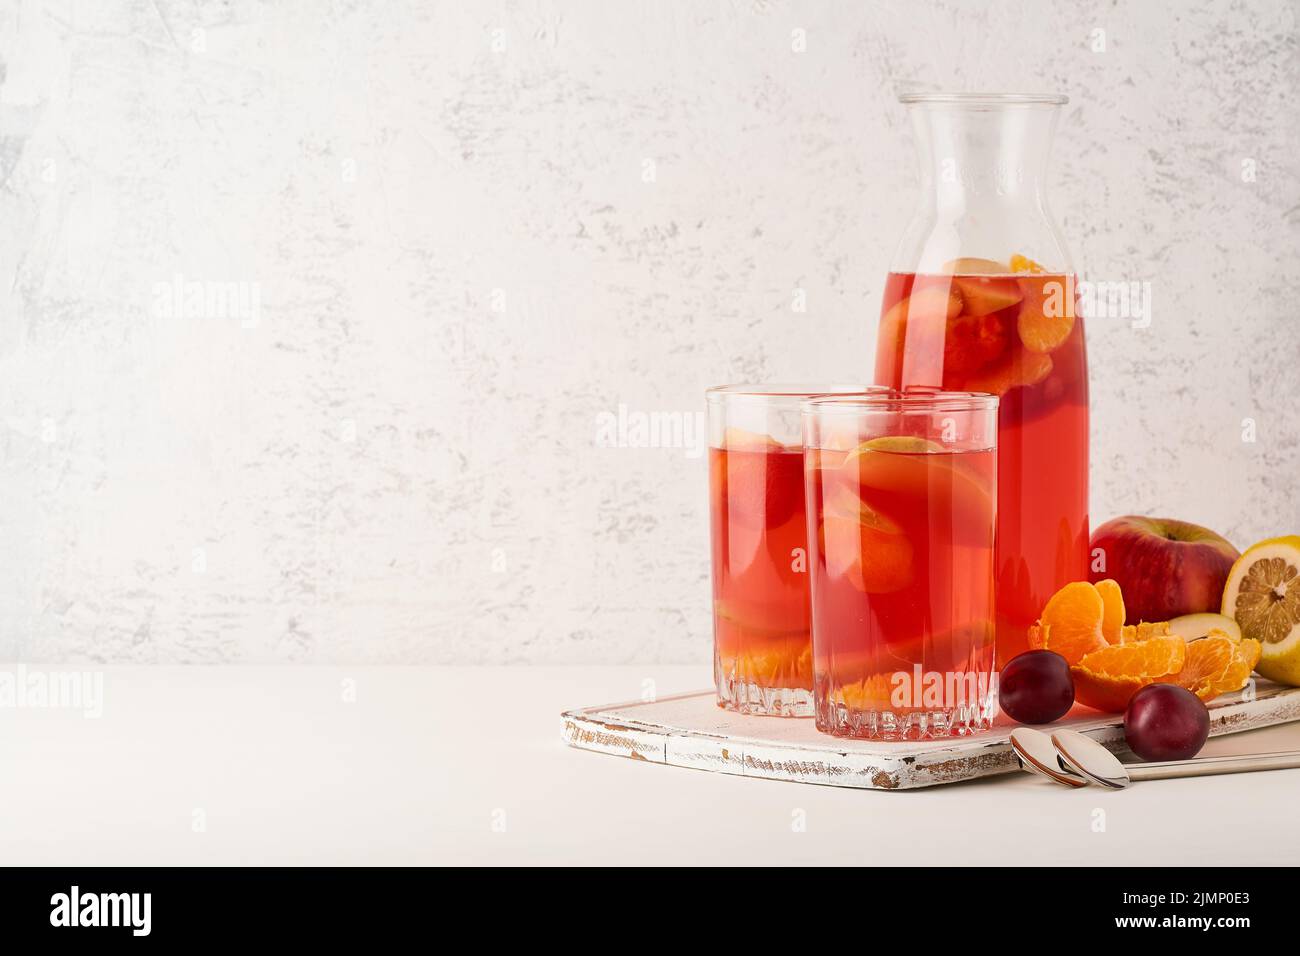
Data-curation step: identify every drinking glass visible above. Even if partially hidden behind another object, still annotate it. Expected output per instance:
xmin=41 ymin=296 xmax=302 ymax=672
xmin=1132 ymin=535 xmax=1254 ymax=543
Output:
xmin=803 ymin=388 xmax=998 ymax=739
xmin=706 ymin=384 xmax=883 ymax=716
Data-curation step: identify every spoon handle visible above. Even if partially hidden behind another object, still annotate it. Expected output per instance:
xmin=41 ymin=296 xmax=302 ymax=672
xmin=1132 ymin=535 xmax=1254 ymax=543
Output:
xmin=1127 ymin=750 xmax=1300 ymax=781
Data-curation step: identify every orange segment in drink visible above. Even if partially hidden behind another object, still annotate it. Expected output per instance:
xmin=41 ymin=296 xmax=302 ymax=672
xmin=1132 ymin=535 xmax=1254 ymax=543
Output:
xmin=820 ymin=490 xmax=914 ymax=594
xmin=1009 ymin=253 xmax=1045 ymax=273
xmin=1070 ymin=634 xmax=1187 ymax=712
xmin=1017 ymin=274 xmax=1075 ymax=353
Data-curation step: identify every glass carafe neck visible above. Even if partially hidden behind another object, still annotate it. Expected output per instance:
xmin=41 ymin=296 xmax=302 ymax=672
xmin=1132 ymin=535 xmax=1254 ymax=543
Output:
xmin=894 ymin=93 xmax=1071 ymax=274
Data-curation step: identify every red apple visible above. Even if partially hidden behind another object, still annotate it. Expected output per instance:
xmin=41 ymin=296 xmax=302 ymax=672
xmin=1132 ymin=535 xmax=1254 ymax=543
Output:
xmin=1089 ymin=516 xmax=1240 ymax=624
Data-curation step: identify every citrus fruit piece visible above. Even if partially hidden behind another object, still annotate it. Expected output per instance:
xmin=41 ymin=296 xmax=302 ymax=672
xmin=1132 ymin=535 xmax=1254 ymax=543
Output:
xmin=941 ymin=257 xmax=1009 ymax=275
xmin=958 ymin=347 xmax=1053 ymax=397
xmin=1016 ymin=275 xmax=1075 ymax=353
xmin=1119 ymin=620 xmax=1172 ymax=643
xmin=1031 ymin=581 xmax=1109 ymax=665
xmin=1070 ymin=635 xmax=1187 ymax=713
xmin=854 ymin=435 xmax=944 ymax=454
xmin=1157 ymin=632 xmax=1261 ymax=702
xmin=1167 ymin=612 xmax=1242 ymax=643
xmin=722 ymin=643 xmax=814 ymax=688
xmin=951 ymin=275 xmax=1024 ymax=316
xmin=843 ymin=440 xmax=993 ymax=547
xmin=1095 ymin=578 xmax=1126 ymax=644
xmin=837 ymin=674 xmax=896 ymax=711
xmin=820 ymin=491 xmax=913 ymax=594
xmin=1221 ymin=535 xmax=1300 ymax=685
xmin=722 ymin=427 xmax=785 ymax=452
xmin=1009 ymin=253 xmax=1045 ymax=273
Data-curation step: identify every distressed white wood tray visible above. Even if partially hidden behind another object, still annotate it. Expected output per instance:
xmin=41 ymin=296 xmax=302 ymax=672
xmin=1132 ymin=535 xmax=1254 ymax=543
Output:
xmin=562 ymin=682 xmax=1300 ymax=790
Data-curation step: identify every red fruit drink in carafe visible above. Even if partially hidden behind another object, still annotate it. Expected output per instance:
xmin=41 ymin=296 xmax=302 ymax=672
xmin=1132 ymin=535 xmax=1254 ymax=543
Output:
xmin=876 ymin=93 xmax=1089 ymax=666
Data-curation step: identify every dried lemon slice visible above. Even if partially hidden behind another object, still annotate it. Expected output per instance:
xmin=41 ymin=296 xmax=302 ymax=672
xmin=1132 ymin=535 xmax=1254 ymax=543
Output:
xmin=1221 ymin=535 xmax=1300 ymax=685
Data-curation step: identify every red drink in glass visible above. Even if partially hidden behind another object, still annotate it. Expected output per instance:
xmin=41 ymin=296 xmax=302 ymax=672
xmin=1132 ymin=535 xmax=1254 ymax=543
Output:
xmin=706 ymin=385 xmax=879 ymax=716
xmin=804 ymin=390 xmax=999 ymax=738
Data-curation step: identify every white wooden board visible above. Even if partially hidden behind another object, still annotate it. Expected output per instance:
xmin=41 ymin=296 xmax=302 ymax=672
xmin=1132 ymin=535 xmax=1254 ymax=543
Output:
xmin=562 ymin=682 xmax=1300 ymax=790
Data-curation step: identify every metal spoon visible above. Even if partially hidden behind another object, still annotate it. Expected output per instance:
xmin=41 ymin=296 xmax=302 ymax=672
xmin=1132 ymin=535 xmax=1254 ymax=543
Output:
xmin=1009 ymin=728 xmax=1088 ymax=788
xmin=1051 ymin=729 xmax=1300 ymax=790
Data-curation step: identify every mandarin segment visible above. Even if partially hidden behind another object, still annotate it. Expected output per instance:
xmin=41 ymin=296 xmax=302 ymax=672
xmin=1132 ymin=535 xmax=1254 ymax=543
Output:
xmin=1119 ymin=621 xmax=1172 ymax=643
xmin=1070 ymin=635 xmax=1187 ymax=713
xmin=1161 ymin=633 xmax=1262 ymax=701
xmin=1034 ymin=581 xmax=1109 ymax=665
xmin=1009 ymin=253 xmax=1045 ymax=274
xmin=1095 ymin=579 xmax=1126 ymax=644
xmin=1160 ymin=634 xmax=1234 ymax=700
xmin=1016 ymin=275 xmax=1076 ymax=354
xmin=820 ymin=492 xmax=914 ymax=595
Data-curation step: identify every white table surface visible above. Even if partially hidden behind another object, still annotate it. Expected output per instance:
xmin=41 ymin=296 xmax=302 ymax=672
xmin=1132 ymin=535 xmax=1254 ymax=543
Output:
xmin=2 ymin=664 xmax=1296 ymax=866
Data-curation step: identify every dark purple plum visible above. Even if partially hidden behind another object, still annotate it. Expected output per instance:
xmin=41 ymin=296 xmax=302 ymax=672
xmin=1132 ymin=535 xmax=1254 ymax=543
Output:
xmin=1124 ymin=684 xmax=1209 ymax=761
xmin=999 ymin=650 xmax=1074 ymax=724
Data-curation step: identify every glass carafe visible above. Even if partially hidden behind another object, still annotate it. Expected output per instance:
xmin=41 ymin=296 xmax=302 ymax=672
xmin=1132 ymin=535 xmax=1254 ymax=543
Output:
xmin=873 ymin=93 xmax=1089 ymax=668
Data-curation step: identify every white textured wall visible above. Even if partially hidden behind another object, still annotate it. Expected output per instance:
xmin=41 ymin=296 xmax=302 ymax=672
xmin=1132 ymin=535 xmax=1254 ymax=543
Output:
xmin=0 ymin=0 xmax=1296 ymax=663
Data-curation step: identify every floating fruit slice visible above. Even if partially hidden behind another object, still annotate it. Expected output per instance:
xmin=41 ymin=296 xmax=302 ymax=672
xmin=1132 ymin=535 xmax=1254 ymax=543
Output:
xmin=958 ymin=347 xmax=1053 ymax=397
xmin=1096 ymin=578 xmax=1126 ymax=644
xmin=879 ymin=285 xmax=963 ymax=335
xmin=844 ymin=440 xmax=993 ymax=546
xmin=713 ymin=438 xmax=803 ymax=527
xmin=1157 ymin=632 xmax=1261 ymax=702
xmin=1027 ymin=581 xmax=1110 ymax=665
xmin=837 ymin=674 xmax=896 ymax=710
xmin=1016 ymin=275 xmax=1075 ymax=353
xmin=952 ymin=275 xmax=1024 ymax=317
xmin=1070 ymin=635 xmax=1186 ymax=712
xmin=1167 ymin=612 xmax=1242 ymax=643
xmin=1221 ymin=535 xmax=1300 ymax=685
xmin=853 ymin=435 xmax=944 ymax=454
xmin=720 ymin=642 xmax=814 ymax=689
xmin=722 ymin=427 xmax=785 ymax=452
xmin=1119 ymin=620 xmax=1173 ymax=643
xmin=820 ymin=491 xmax=913 ymax=594
xmin=1009 ymin=253 xmax=1045 ymax=274
xmin=878 ymin=282 xmax=964 ymax=387
xmin=941 ymin=257 xmax=1009 ymax=275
